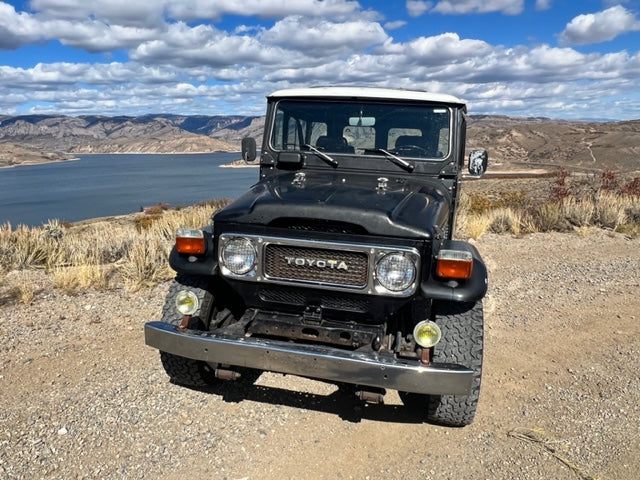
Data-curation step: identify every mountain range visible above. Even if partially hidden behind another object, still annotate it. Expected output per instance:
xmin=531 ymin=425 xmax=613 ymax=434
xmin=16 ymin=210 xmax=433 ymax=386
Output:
xmin=0 ymin=113 xmax=638 ymax=173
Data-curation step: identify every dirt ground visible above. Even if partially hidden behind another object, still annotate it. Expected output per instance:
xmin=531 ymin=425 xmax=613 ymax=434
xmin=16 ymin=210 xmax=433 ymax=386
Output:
xmin=1 ymin=229 xmax=639 ymax=479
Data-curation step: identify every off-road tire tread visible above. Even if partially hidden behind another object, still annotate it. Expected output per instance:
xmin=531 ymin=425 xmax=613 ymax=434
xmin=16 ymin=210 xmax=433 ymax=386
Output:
xmin=159 ymin=274 xmax=217 ymax=387
xmin=426 ymin=300 xmax=483 ymax=427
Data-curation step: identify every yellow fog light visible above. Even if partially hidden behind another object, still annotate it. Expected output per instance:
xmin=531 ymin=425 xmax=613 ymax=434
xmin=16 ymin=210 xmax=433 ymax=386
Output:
xmin=413 ymin=320 xmax=442 ymax=348
xmin=175 ymin=290 xmax=199 ymax=316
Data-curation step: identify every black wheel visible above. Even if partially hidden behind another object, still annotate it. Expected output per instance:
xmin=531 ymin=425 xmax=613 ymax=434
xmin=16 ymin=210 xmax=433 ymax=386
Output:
xmin=159 ymin=274 xmax=219 ymax=388
xmin=402 ymin=300 xmax=483 ymax=427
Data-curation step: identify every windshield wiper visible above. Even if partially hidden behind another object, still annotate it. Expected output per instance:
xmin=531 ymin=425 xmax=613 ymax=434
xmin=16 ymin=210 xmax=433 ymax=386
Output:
xmin=367 ymin=148 xmax=414 ymax=172
xmin=302 ymin=144 xmax=339 ymax=167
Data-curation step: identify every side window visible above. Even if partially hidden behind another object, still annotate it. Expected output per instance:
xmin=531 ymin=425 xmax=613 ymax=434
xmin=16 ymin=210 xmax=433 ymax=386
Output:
xmin=285 ymin=117 xmax=300 ymax=149
xmin=272 ymin=112 xmax=327 ymax=150
xmin=309 ymin=123 xmax=327 ymax=145
xmin=437 ymin=127 xmax=450 ymax=155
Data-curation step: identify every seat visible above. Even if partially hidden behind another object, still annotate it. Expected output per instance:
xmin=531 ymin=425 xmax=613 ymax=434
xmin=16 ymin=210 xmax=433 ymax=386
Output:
xmin=395 ymin=135 xmax=425 ymax=149
xmin=316 ymin=136 xmax=354 ymax=153
xmin=394 ymin=135 xmax=439 ymax=157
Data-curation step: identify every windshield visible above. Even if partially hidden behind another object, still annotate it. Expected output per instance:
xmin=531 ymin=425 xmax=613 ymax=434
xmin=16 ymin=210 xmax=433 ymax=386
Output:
xmin=271 ymin=99 xmax=451 ymax=160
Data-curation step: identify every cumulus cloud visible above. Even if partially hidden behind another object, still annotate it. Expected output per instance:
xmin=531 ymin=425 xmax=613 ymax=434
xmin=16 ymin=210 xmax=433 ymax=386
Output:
xmin=0 ymin=1 xmax=639 ymax=119
xmin=130 ymin=22 xmax=288 ymax=69
xmin=406 ymin=1 xmax=431 ymax=17
xmin=166 ymin=0 xmax=362 ymax=21
xmin=29 ymin=0 xmax=166 ymax=27
xmin=534 ymin=0 xmax=551 ymax=11
xmin=260 ymin=17 xmax=388 ymax=54
xmin=432 ymin=0 xmax=524 ymax=15
xmin=559 ymin=5 xmax=640 ymax=45
xmin=384 ymin=20 xmax=407 ymax=30
xmin=0 ymin=2 xmax=45 ymax=49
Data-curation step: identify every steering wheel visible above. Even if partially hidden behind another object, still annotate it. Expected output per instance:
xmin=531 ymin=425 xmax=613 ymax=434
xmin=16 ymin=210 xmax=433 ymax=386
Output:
xmin=393 ymin=144 xmax=430 ymax=156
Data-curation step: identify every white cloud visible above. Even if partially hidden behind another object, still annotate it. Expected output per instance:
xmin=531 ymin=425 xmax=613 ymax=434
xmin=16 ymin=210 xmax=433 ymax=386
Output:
xmin=130 ymin=22 xmax=288 ymax=69
xmin=260 ymin=17 xmax=388 ymax=54
xmin=29 ymin=0 xmax=166 ymax=27
xmin=0 ymin=2 xmax=45 ymax=49
xmin=559 ymin=5 xmax=640 ymax=45
xmin=166 ymin=0 xmax=363 ymax=21
xmin=0 ymin=2 xmax=639 ymax=119
xmin=406 ymin=1 xmax=431 ymax=17
xmin=534 ymin=0 xmax=551 ymax=11
xmin=432 ymin=0 xmax=524 ymax=15
xmin=384 ymin=20 xmax=407 ymax=30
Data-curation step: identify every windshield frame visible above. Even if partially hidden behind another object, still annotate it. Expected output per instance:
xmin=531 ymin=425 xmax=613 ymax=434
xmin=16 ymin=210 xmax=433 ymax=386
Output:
xmin=268 ymin=98 xmax=454 ymax=162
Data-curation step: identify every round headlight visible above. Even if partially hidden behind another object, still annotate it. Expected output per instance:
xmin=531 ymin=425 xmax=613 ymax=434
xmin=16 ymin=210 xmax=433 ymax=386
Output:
xmin=175 ymin=290 xmax=199 ymax=316
xmin=413 ymin=320 xmax=442 ymax=348
xmin=221 ymin=237 xmax=256 ymax=275
xmin=375 ymin=253 xmax=416 ymax=292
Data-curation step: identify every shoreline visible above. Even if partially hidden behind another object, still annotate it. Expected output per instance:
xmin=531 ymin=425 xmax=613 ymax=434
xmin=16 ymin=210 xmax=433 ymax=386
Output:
xmin=0 ymin=156 xmax=80 ymax=170
xmin=0 ymin=150 xmax=242 ymax=169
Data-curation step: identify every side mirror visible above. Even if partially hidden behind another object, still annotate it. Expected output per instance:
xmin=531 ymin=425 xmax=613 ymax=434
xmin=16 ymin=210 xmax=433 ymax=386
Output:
xmin=468 ymin=149 xmax=488 ymax=176
xmin=241 ymin=137 xmax=257 ymax=162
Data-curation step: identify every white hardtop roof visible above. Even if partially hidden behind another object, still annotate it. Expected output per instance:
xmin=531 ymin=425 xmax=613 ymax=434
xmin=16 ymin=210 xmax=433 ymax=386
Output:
xmin=268 ymin=86 xmax=465 ymax=106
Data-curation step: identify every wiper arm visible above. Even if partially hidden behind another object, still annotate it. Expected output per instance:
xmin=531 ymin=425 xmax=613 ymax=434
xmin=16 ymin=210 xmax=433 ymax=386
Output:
xmin=369 ymin=148 xmax=414 ymax=172
xmin=302 ymin=144 xmax=339 ymax=167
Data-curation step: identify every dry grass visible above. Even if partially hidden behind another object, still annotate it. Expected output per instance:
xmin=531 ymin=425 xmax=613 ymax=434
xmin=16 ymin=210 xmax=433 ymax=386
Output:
xmin=1 ymin=173 xmax=638 ymax=303
xmin=464 ymin=213 xmax=493 ymax=240
xmin=0 ymin=201 xmax=227 ymax=300
xmin=457 ymin=171 xmax=640 ymax=239
xmin=120 ymin=235 xmax=174 ymax=291
xmin=561 ymin=196 xmax=595 ymax=227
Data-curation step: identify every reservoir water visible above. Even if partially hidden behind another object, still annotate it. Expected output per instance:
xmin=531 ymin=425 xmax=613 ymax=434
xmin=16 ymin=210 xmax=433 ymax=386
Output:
xmin=0 ymin=153 xmax=258 ymax=227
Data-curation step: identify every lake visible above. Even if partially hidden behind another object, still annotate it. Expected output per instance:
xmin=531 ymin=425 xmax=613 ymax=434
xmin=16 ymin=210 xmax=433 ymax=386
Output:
xmin=0 ymin=153 xmax=258 ymax=227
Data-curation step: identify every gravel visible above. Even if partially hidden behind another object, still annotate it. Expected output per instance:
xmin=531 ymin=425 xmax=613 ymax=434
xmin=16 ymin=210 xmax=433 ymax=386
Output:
xmin=1 ymin=229 xmax=639 ymax=479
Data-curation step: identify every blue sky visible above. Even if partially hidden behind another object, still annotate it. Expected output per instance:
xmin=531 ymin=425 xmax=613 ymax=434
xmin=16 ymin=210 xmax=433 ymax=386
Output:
xmin=1 ymin=0 xmax=639 ymax=119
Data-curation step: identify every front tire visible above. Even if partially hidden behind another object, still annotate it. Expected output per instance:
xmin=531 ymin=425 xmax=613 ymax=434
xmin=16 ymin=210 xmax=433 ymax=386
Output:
xmin=402 ymin=301 xmax=484 ymax=427
xmin=159 ymin=274 xmax=218 ymax=388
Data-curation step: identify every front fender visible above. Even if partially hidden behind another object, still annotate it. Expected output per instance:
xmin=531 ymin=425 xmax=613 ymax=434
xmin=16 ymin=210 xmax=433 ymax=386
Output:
xmin=168 ymin=227 xmax=218 ymax=276
xmin=420 ymin=240 xmax=488 ymax=303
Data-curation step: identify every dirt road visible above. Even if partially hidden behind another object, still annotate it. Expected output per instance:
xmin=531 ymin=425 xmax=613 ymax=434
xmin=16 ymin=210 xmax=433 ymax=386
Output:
xmin=1 ymin=230 xmax=639 ymax=479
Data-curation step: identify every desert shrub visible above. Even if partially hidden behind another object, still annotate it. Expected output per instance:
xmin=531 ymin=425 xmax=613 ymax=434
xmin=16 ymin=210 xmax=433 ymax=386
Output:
xmin=52 ymin=263 xmax=110 ymax=294
xmin=594 ymin=190 xmax=627 ymax=229
xmin=620 ymin=177 xmax=640 ymax=196
xmin=0 ymin=224 xmax=59 ymax=270
xmin=134 ymin=214 xmax=161 ymax=232
xmin=466 ymin=193 xmax=493 ymax=214
xmin=464 ymin=213 xmax=493 ymax=240
xmin=561 ymin=196 xmax=595 ymax=227
xmin=550 ymin=167 xmax=571 ymax=201
xmin=489 ymin=208 xmax=522 ymax=235
xmin=41 ymin=219 xmax=65 ymax=240
xmin=120 ymin=235 xmax=173 ymax=290
xmin=533 ymin=203 xmax=567 ymax=232
xmin=599 ymin=169 xmax=620 ymax=192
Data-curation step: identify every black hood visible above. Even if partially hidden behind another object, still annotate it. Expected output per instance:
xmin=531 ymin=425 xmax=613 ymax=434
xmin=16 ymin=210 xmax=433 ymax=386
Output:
xmin=214 ymin=171 xmax=451 ymax=239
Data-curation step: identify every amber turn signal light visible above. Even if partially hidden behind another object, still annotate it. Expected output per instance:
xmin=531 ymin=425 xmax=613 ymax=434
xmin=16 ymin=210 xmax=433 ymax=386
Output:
xmin=435 ymin=249 xmax=473 ymax=279
xmin=175 ymin=228 xmax=205 ymax=254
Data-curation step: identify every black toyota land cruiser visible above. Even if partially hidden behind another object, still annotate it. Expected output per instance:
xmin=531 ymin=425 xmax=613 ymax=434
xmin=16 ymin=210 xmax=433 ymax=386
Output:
xmin=145 ymin=86 xmax=489 ymax=426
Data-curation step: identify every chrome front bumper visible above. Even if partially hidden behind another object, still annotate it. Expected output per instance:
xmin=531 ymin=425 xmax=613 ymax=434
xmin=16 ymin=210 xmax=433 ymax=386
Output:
xmin=144 ymin=321 xmax=473 ymax=395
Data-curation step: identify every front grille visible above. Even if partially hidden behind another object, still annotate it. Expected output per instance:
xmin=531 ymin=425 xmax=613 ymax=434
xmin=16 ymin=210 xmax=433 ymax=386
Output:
xmin=264 ymin=245 xmax=368 ymax=288
xmin=259 ymin=288 xmax=306 ymax=306
xmin=259 ymin=288 xmax=370 ymax=313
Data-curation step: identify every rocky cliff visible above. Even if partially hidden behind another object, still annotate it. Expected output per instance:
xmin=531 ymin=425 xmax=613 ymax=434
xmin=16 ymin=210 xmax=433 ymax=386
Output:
xmin=1 ymin=113 xmax=638 ymax=172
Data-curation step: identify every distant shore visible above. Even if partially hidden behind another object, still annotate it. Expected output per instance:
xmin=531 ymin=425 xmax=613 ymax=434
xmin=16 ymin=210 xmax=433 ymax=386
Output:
xmin=219 ymin=158 xmax=259 ymax=168
xmin=0 ymin=156 xmax=79 ymax=169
